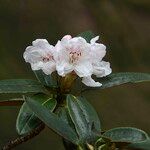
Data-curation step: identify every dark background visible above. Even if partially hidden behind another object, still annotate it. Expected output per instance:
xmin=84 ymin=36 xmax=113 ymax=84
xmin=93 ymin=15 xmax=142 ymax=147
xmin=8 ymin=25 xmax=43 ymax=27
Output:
xmin=0 ymin=0 xmax=150 ymax=149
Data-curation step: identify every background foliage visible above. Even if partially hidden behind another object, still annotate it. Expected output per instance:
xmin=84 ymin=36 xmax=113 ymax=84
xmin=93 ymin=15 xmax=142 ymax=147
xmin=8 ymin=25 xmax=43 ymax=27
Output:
xmin=0 ymin=0 xmax=149 ymax=149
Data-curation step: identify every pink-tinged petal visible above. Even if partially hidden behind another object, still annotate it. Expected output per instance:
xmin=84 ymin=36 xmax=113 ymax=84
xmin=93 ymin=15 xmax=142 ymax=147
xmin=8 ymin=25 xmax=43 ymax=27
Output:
xmin=61 ymin=35 xmax=72 ymax=45
xmin=93 ymin=61 xmax=112 ymax=77
xmin=24 ymin=39 xmax=56 ymax=75
xmin=62 ymin=35 xmax=72 ymax=40
xmin=74 ymin=61 xmax=93 ymax=77
xmin=82 ymin=76 xmax=102 ymax=87
xmin=90 ymin=36 xmax=99 ymax=44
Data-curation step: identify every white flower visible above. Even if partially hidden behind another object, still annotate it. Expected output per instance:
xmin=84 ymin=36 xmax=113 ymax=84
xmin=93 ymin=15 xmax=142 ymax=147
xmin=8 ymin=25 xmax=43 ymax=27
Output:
xmin=93 ymin=61 xmax=112 ymax=77
xmin=90 ymin=36 xmax=111 ymax=76
xmin=54 ymin=35 xmax=112 ymax=87
xmin=55 ymin=35 xmax=93 ymax=77
xmin=90 ymin=36 xmax=106 ymax=63
xmin=82 ymin=76 xmax=102 ymax=87
xmin=23 ymin=35 xmax=112 ymax=88
xmin=82 ymin=36 xmax=112 ymax=87
xmin=23 ymin=39 xmax=56 ymax=75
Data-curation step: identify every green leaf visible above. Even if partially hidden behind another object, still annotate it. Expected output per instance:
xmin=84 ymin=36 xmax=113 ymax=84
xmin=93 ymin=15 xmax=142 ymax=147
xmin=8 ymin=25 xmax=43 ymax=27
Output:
xmin=78 ymin=31 xmax=95 ymax=43
xmin=128 ymin=139 xmax=150 ymax=150
xmin=57 ymin=107 xmax=75 ymax=129
xmin=77 ymin=96 xmax=101 ymax=132
xmin=99 ymin=72 xmax=150 ymax=89
xmin=67 ymin=95 xmax=89 ymax=142
xmin=0 ymin=79 xmax=46 ymax=94
xmin=57 ymin=108 xmax=78 ymax=150
xmin=26 ymin=96 xmax=79 ymax=144
xmin=67 ymin=95 xmax=100 ymax=143
xmin=16 ymin=93 xmax=57 ymax=135
xmin=83 ymin=72 xmax=150 ymax=92
xmin=102 ymin=127 xmax=149 ymax=143
xmin=34 ymin=70 xmax=57 ymax=88
xmin=82 ymin=72 xmax=150 ymax=92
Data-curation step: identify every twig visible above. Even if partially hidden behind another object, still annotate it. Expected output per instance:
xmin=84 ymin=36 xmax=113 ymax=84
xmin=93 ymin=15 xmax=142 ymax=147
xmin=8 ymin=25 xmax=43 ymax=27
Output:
xmin=2 ymin=123 xmax=45 ymax=150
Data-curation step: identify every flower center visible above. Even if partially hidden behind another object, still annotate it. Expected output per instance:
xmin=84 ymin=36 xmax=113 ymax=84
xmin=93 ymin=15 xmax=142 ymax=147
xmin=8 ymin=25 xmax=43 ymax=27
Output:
xmin=66 ymin=45 xmax=82 ymax=64
xmin=42 ymin=54 xmax=53 ymax=62
xmin=69 ymin=51 xmax=81 ymax=64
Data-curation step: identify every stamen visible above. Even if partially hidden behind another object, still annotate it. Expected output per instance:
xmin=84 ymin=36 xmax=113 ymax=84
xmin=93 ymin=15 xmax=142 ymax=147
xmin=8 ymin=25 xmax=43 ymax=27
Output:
xmin=42 ymin=54 xmax=53 ymax=62
xmin=69 ymin=50 xmax=82 ymax=64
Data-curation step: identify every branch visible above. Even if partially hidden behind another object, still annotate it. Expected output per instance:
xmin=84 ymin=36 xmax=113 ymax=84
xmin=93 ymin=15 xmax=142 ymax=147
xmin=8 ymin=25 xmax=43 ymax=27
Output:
xmin=2 ymin=123 xmax=45 ymax=150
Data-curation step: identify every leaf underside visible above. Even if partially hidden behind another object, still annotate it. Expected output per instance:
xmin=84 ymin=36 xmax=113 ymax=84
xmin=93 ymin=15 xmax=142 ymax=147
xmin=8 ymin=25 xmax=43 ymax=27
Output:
xmin=128 ymin=139 xmax=150 ymax=150
xmin=99 ymin=72 xmax=150 ymax=89
xmin=102 ymin=127 xmax=149 ymax=143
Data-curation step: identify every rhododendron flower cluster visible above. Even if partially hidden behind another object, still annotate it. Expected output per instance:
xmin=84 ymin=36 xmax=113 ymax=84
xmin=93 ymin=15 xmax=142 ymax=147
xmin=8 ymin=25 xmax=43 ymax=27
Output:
xmin=23 ymin=35 xmax=112 ymax=87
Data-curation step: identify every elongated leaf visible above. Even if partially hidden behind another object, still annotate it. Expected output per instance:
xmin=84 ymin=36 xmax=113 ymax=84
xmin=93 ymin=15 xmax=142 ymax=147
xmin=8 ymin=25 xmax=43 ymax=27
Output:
xmin=99 ymin=72 xmax=150 ymax=89
xmin=77 ymin=96 xmax=101 ymax=132
xmin=57 ymin=107 xmax=75 ymax=129
xmin=103 ymin=127 xmax=149 ymax=143
xmin=34 ymin=70 xmax=57 ymax=88
xmin=82 ymin=72 xmax=150 ymax=92
xmin=78 ymin=31 xmax=95 ymax=43
xmin=67 ymin=95 xmax=100 ymax=143
xmin=0 ymin=79 xmax=46 ymax=94
xmin=57 ymin=108 xmax=79 ymax=149
xmin=26 ymin=97 xmax=79 ymax=144
xmin=16 ymin=94 xmax=57 ymax=135
xmin=128 ymin=139 xmax=150 ymax=150
xmin=67 ymin=95 xmax=89 ymax=142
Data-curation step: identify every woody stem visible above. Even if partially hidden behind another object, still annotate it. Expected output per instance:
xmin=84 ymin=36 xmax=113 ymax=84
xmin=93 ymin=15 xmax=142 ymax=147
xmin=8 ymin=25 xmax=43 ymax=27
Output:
xmin=2 ymin=123 xmax=45 ymax=150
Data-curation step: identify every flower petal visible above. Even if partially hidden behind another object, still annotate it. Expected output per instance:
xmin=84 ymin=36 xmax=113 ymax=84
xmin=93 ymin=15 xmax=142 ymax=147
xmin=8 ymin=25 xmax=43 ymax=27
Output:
xmin=74 ymin=61 xmax=93 ymax=77
xmin=62 ymin=35 xmax=72 ymax=40
xmin=32 ymin=39 xmax=54 ymax=52
xmin=42 ymin=61 xmax=56 ymax=75
xmin=24 ymin=39 xmax=56 ymax=75
xmin=55 ymin=41 xmax=69 ymax=61
xmin=90 ymin=36 xmax=99 ymax=44
xmin=23 ymin=46 xmax=44 ymax=63
xmin=56 ymin=61 xmax=73 ymax=77
xmin=30 ymin=61 xmax=44 ymax=70
xmin=70 ymin=37 xmax=87 ymax=44
xmin=93 ymin=61 xmax=112 ymax=77
xmin=82 ymin=76 xmax=102 ymax=87
xmin=90 ymin=43 xmax=106 ymax=62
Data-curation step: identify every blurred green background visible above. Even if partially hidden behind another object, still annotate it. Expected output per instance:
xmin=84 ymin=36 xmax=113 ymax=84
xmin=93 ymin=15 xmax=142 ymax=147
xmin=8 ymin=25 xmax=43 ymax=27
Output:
xmin=0 ymin=0 xmax=150 ymax=149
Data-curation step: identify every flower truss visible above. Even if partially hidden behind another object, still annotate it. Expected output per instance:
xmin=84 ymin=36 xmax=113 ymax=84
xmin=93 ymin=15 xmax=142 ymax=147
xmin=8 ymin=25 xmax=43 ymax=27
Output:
xmin=1 ymin=31 xmax=150 ymax=150
xmin=23 ymin=35 xmax=112 ymax=87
